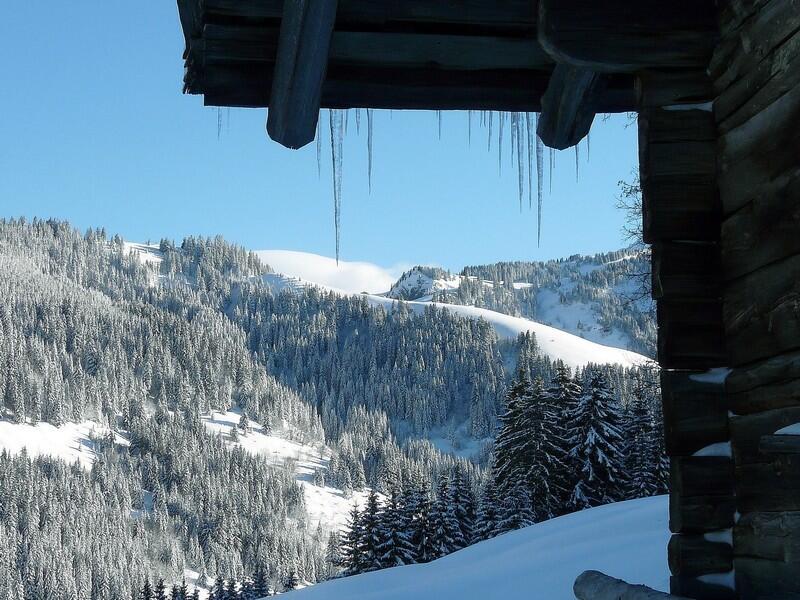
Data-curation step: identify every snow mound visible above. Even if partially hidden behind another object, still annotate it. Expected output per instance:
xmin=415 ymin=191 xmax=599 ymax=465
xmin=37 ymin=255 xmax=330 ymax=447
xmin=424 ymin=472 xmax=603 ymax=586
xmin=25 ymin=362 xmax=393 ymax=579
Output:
xmin=285 ymin=495 xmax=669 ymax=600
xmin=256 ymin=250 xmax=407 ymax=295
xmin=0 ymin=419 xmax=119 ymax=468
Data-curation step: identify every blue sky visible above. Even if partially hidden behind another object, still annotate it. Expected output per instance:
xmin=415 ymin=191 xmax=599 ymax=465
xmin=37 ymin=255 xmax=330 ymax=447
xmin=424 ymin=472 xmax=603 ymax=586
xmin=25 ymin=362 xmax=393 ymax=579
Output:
xmin=0 ymin=3 xmax=638 ymax=271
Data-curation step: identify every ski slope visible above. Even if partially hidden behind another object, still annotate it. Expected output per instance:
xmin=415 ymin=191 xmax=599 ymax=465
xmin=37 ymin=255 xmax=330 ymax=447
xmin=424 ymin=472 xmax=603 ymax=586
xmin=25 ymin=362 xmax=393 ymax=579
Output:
xmin=284 ymin=495 xmax=669 ymax=600
xmin=257 ymin=251 xmax=651 ymax=370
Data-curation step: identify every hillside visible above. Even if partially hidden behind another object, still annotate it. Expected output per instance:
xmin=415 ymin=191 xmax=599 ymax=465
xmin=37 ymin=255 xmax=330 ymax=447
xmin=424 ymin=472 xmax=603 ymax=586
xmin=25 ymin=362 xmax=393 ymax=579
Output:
xmin=286 ymin=496 xmax=669 ymax=600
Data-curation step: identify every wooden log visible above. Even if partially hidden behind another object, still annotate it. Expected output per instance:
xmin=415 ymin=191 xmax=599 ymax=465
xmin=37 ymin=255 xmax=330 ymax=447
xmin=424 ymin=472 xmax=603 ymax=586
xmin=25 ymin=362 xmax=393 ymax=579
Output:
xmin=638 ymin=109 xmax=719 ymax=243
xmin=657 ymin=300 xmax=726 ymax=370
xmin=730 ymin=407 xmax=800 ymax=465
xmin=723 ymin=254 xmax=800 ymax=367
xmin=661 ymin=370 xmax=728 ymax=457
xmin=670 ymin=493 xmax=736 ymax=534
xmin=736 ymin=456 xmax=800 ymax=513
xmin=720 ymin=170 xmax=800 ymax=282
xmin=669 ymin=576 xmax=735 ymax=600
xmin=538 ymin=0 xmax=717 ymax=72
xmin=726 ymin=350 xmax=800 ymax=415
xmin=536 ymin=64 xmax=601 ymax=150
xmin=636 ymin=69 xmax=714 ymax=109
xmin=734 ymin=511 xmax=800 ymax=563
xmin=574 ymin=571 xmax=687 ymax=600
xmin=266 ymin=0 xmax=338 ymax=149
xmin=761 ymin=435 xmax=800 ymax=455
xmin=671 ymin=456 xmax=734 ymax=497
xmin=735 ymin=556 xmax=800 ymax=597
xmin=668 ymin=534 xmax=732 ymax=576
xmin=718 ymin=81 xmax=800 ymax=216
xmin=651 ymin=242 xmax=720 ymax=300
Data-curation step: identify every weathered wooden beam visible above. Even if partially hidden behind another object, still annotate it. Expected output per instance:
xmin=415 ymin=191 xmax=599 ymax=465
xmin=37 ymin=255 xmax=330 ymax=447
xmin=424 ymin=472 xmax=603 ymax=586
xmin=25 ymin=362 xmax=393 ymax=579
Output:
xmin=736 ymin=457 xmax=800 ymax=513
xmin=657 ymin=301 xmax=726 ymax=370
xmin=538 ymin=0 xmax=717 ymax=72
xmin=735 ymin=555 xmax=800 ymax=598
xmin=266 ymin=0 xmax=338 ymax=149
xmin=726 ymin=350 xmax=800 ymax=416
xmin=670 ymin=492 xmax=736 ymax=534
xmin=661 ymin=370 xmax=728 ymax=457
xmin=735 ymin=511 xmax=800 ymax=562
xmin=730 ymin=407 xmax=800 ymax=465
xmin=202 ymin=24 xmax=553 ymax=71
xmin=668 ymin=534 xmax=733 ymax=577
xmin=669 ymin=575 xmax=735 ymax=600
xmin=761 ymin=434 xmax=800 ymax=455
xmin=652 ymin=242 xmax=720 ymax=301
xmin=536 ymin=64 xmax=600 ymax=150
xmin=574 ymin=571 xmax=687 ymax=600
xmin=638 ymin=108 xmax=719 ymax=243
xmin=723 ymin=254 xmax=800 ymax=367
xmin=636 ymin=69 xmax=714 ymax=109
xmin=670 ymin=456 xmax=735 ymax=534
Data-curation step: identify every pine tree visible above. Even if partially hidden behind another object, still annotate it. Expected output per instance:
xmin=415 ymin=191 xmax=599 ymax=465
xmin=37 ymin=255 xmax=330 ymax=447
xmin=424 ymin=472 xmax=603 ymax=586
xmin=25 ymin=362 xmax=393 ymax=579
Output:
xmin=154 ymin=579 xmax=168 ymax=600
xmin=358 ymin=490 xmax=383 ymax=572
xmin=474 ymin=478 xmax=500 ymax=542
xmin=141 ymin=580 xmax=153 ymax=600
xmin=252 ymin=569 xmax=269 ymax=598
xmin=211 ymin=576 xmax=225 ymax=600
xmin=546 ymin=363 xmax=581 ymax=514
xmin=492 ymin=368 xmax=532 ymax=493
xmin=283 ymin=569 xmax=299 ymax=592
xmin=341 ymin=503 xmax=364 ymax=575
xmin=494 ymin=478 xmax=535 ymax=535
xmin=375 ymin=487 xmax=415 ymax=568
xmin=625 ymin=378 xmax=659 ymax=499
xmin=428 ymin=475 xmax=460 ymax=559
xmin=567 ymin=371 xmax=626 ymax=510
xmin=449 ymin=465 xmax=475 ymax=549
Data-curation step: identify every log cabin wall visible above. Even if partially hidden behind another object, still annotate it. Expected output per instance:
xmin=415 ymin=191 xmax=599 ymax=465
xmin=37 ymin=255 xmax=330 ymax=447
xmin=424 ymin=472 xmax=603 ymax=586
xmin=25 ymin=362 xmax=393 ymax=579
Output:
xmin=711 ymin=1 xmax=800 ymax=598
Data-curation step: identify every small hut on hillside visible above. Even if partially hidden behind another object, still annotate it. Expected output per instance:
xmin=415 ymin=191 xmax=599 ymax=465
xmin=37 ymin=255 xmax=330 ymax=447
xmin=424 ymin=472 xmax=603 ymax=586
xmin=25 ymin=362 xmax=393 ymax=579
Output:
xmin=175 ymin=1 xmax=800 ymax=598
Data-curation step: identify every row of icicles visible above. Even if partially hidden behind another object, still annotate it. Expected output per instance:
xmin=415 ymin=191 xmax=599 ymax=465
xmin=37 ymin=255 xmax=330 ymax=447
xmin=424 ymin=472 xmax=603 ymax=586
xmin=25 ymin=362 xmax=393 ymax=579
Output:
xmin=312 ymin=109 xmax=588 ymax=264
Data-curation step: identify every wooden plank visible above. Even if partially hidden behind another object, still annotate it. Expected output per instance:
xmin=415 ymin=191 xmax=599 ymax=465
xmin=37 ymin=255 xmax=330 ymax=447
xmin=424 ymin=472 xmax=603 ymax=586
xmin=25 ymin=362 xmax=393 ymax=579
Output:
xmin=671 ymin=456 xmax=735 ymax=498
xmin=735 ymin=511 xmax=800 ymax=562
xmin=636 ymin=69 xmax=714 ymax=109
xmin=668 ymin=534 xmax=733 ymax=576
xmin=538 ymin=0 xmax=717 ymax=72
xmin=726 ymin=350 xmax=800 ymax=416
xmin=657 ymin=300 xmax=726 ymax=370
xmin=266 ymin=0 xmax=338 ymax=149
xmin=661 ymin=370 xmax=728 ymax=457
xmin=202 ymin=0 xmax=537 ymax=33
xmin=730 ymin=407 xmax=800 ymax=465
xmin=652 ymin=242 xmax=720 ymax=300
xmin=720 ymin=168 xmax=800 ymax=282
xmin=723 ymin=254 xmax=800 ymax=366
xmin=203 ymin=24 xmax=553 ymax=71
xmin=536 ymin=64 xmax=600 ymax=150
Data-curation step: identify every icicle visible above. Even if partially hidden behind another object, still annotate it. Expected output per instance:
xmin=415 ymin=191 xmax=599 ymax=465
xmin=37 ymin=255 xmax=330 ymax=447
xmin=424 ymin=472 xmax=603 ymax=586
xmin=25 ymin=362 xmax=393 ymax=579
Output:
xmin=437 ymin=110 xmax=442 ymax=140
xmin=549 ymin=147 xmax=554 ymax=194
xmin=574 ymin=142 xmax=579 ymax=182
xmin=217 ymin=108 xmax=222 ymax=139
xmin=514 ymin=113 xmax=525 ymax=212
xmin=525 ymin=113 xmax=534 ymax=209
xmin=343 ymin=109 xmax=349 ymax=135
xmin=316 ymin=118 xmax=322 ymax=178
xmin=468 ymin=110 xmax=472 ymax=145
xmin=536 ymin=118 xmax=544 ymax=247
xmin=498 ymin=111 xmax=505 ymax=174
xmin=355 ymin=109 xmax=361 ymax=135
xmin=586 ymin=130 xmax=591 ymax=161
xmin=367 ymin=108 xmax=374 ymax=194
xmin=226 ymin=108 xmax=230 ymax=132
xmin=487 ymin=111 xmax=493 ymax=151
xmin=329 ymin=109 xmax=344 ymax=264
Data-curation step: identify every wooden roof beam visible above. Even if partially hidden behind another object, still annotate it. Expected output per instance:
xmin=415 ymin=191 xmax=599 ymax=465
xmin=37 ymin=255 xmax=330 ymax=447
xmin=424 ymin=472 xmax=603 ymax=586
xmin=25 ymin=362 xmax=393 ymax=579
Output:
xmin=538 ymin=0 xmax=717 ymax=72
xmin=536 ymin=64 xmax=601 ymax=150
xmin=266 ymin=0 xmax=338 ymax=149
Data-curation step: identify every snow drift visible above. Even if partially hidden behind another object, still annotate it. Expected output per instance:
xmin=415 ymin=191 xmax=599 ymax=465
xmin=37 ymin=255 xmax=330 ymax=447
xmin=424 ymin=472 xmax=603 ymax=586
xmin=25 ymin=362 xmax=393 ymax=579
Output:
xmin=284 ymin=495 xmax=669 ymax=600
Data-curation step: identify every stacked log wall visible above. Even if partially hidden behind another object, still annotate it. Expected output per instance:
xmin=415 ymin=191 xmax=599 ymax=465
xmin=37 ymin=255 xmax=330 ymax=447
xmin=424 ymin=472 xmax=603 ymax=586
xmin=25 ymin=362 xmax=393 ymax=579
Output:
xmin=711 ymin=0 xmax=800 ymax=597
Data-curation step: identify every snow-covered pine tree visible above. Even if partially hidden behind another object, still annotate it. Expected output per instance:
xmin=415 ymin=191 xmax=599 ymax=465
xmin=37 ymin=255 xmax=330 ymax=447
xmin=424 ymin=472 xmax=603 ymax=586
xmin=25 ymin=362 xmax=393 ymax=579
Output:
xmin=624 ymin=376 xmax=660 ymax=499
xmin=449 ymin=464 xmax=475 ymax=549
xmin=546 ymin=363 xmax=583 ymax=514
xmin=494 ymin=478 xmax=534 ymax=536
xmin=491 ymin=367 xmax=532 ymax=494
xmin=474 ymin=478 xmax=500 ymax=542
xmin=359 ymin=490 xmax=383 ymax=572
xmin=428 ymin=475 xmax=460 ymax=559
xmin=375 ymin=487 xmax=415 ymax=568
xmin=567 ymin=371 xmax=626 ymax=510
xmin=341 ymin=503 xmax=365 ymax=576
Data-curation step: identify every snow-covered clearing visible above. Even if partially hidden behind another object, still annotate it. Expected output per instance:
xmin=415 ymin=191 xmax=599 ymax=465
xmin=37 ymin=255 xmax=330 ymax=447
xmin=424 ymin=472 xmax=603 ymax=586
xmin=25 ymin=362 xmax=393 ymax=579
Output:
xmin=0 ymin=419 xmax=119 ymax=468
xmin=286 ymin=495 xmax=669 ymax=600
xmin=203 ymin=409 xmax=368 ymax=532
xmin=123 ymin=242 xmax=163 ymax=265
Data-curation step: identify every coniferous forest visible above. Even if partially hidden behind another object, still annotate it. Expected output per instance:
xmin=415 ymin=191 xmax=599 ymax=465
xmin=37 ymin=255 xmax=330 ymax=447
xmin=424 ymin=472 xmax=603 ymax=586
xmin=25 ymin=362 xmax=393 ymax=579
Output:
xmin=0 ymin=218 xmax=666 ymax=599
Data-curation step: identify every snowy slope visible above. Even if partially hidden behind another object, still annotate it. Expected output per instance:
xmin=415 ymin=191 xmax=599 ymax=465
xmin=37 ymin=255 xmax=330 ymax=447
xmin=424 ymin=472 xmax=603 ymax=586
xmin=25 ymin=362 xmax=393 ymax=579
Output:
xmin=0 ymin=419 xmax=123 ymax=468
xmin=259 ymin=257 xmax=650 ymax=370
xmin=202 ymin=409 xmax=368 ymax=532
xmin=285 ymin=495 xmax=669 ymax=600
xmin=256 ymin=250 xmax=407 ymax=295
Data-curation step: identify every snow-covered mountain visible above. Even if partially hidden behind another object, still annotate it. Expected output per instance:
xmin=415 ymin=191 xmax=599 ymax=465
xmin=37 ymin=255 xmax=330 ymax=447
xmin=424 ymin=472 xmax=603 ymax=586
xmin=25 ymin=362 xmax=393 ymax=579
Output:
xmin=286 ymin=495 xmax=669 ymax=600
xmin=256 ymin=249 xmax=652 ymax=370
